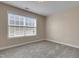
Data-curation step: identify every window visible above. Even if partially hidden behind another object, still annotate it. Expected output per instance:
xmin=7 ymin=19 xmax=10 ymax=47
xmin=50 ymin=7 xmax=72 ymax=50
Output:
xmin=8 ymin=13 xmax=37 ymax=38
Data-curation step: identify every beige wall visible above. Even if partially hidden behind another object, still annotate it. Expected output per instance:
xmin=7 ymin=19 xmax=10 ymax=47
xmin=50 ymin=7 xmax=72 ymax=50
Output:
xmin=46 ymin=6 xmax=79 ymax=47
xmin=0 ymin=3 xmax=46 ymax=48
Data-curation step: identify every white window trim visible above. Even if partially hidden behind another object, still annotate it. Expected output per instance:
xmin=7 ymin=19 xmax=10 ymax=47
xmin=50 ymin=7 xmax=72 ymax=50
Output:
xmin=8 ymin=13 xmax=37 ymax=38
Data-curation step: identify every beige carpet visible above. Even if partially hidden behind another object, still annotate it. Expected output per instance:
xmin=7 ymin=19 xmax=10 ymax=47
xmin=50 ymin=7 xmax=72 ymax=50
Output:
xmin=0 ymin=40 xmax=79 ymax=58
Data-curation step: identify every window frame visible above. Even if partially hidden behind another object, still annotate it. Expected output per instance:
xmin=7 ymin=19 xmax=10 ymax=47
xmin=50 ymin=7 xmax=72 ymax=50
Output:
xmin=8 ymin=13 xmax=37 ymax=38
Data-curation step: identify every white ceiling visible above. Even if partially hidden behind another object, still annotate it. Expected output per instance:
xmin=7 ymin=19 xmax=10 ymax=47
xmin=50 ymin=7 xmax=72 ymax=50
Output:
xmin=2 ymin=1 xmax=79 ymax=16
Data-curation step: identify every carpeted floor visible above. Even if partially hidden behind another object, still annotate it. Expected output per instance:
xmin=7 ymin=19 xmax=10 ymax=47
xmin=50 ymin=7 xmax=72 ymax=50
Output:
xmin=0 ymin=40 xmax=79 ymax=58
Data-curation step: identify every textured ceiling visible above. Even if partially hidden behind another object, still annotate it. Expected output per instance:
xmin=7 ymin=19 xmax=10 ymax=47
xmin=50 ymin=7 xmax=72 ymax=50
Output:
xmin=2 ymin=1 xmax=79 ymax=16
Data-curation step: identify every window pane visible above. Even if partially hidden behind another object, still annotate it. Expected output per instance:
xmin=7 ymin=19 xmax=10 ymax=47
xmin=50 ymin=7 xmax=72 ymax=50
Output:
xmin=20 ymin=20 xmax=24 ymax=26
xmin=19 ymin=27 xmax=24 ymax=36
xmin=8 ymin=14 xmax=15 ymax=25
xmin=10 ymin=20 xmax=14 ymax=25
xmin=19 ymin=16 xmax=24 ymax=26
xmin=25 ymin=17 xmax=30 ymax=27
xmin=14 ymin=26 xmax=20 ymax=36
xmin=8 ymin=26 xmax=14 ymax=37
xmin=14 ymin=15 xmax=19 ymax=25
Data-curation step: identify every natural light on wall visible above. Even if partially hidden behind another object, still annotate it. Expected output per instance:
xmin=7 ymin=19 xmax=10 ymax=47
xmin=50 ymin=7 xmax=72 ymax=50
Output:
xmin=8 ymin=13 xmax=37 ymax=38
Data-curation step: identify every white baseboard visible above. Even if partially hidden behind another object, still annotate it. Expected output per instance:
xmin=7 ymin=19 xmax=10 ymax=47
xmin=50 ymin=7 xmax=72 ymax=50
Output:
xmin=1 ymin=39 xmax=79 ymax=51
xmin=0 ymin=39 xmax=44 ymax=51
xmin=47 ymin=39 xmax=79 ymax=49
